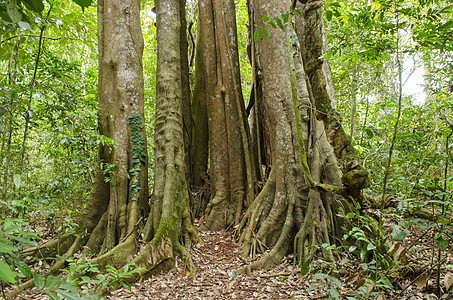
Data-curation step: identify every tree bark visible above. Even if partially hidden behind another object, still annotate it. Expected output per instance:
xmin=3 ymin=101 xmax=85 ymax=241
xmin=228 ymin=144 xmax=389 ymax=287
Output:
xmin=191 ymin=0 xmax=255 ymax=230
xmin=238 ymin=0 xmax=370 ymax=271
xmin=132 ymin=0 xmax=199 ymax=274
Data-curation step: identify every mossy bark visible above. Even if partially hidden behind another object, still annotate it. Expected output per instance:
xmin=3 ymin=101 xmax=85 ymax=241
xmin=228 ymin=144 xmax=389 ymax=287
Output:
xmin=135 ymin=0 xmax=199 ymax=274
xmin=80 ymin=0 xmax=149 ymax=260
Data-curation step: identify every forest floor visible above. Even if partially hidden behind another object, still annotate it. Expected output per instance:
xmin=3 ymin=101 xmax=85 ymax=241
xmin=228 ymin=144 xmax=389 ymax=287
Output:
xmin=107 ymin=222 xmax=452 ymax=300
xmin=11 ymin=215 xmax=453 ymax=300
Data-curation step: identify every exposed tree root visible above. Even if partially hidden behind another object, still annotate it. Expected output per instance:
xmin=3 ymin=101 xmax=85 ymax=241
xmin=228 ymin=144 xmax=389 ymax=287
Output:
xmin=294 ymin=190 xmax=335 ymax=266
xmin=239 ymin=189 xmax=295 ymax=273
xmin=237 ymin=169 xmax=276 ymax=257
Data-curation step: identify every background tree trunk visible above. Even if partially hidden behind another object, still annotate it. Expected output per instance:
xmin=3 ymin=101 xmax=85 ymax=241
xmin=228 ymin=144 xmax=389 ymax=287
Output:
xmin=191 ymin=0 xmax=255 ymax=230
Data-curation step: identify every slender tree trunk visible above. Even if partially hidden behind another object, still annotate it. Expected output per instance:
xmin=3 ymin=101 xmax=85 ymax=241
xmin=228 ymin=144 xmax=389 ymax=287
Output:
xmin=1 ymin=29 xmax=21 ymax=204
xmin=19 ymin=5 xmax=53 ymax=173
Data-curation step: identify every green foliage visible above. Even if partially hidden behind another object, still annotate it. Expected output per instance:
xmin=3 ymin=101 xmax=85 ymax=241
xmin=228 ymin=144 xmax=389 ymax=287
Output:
xmin=34 ymin=258 xmax=143 ymax=299
xmin=128 ymin=113 xmax=146 ymax=199
xmin=0 ymin=219 xmax=38 ymax=285
xmin=307 ymin=272 xmax=343 ymax=300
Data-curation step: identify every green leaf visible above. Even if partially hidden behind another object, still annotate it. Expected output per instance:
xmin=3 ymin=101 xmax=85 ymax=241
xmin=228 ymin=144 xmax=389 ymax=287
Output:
xmin=46 ymin=291 xmax=60 ymax=300
xmin=72 ymin=0 xmax=93 ymax=11
xmin=326 ymin=10 xmax=333 ymax=21
xmin=281 ymin=13 xmax=289 ymax=23
xmin=13 ymin=174 xmax=22 ymax=189
xmin=331 ymin=276 xmax=342 ymax=289
xmin=391 ymin=225 xmax=410 ymax=241
xmin=274 ymin=17 xmax=284 ymax=30
xmin=34 ymin=273 xmax=45 ymax=290
xmin=366 ymin=243 xmax=376 ymax=251
xmin=312 ymin=273 xmax=329 ymax=280
xmin=268 ymin=21 xmax=277 ymax=29
xmin=56 ymin=289 xmax=83 ymax=300
xmin=17 ymin=21 xmax=31 ymax=30
xmin=0 ymin=107 xmax=7 ymax=118
xmin=436 ymin=236 xmax=448 ymax=251
xmin=21 ymin=0 xmax=44 ymax=13
xmin=0 ymin=242 xmax=18 ymax=256
xmin=263 ymin=16 xmax=270 ymax=22
xmin=0 ymin=260 xmax=18 ymax=283
xmin=300 ymin=259 xmax=310 ymax=277
xmin=6 ymin=0 xmax=22 ymax=23
xmin=329 ymin=286 xmax=341 ymax=299
xmin=14 ymin=259 xmax=32 ymax=278
xmin=262 ymin=27 xmax=268 ymax=40
xmin=46 ymin=275 xmax=61 ymax=290
xmin=253 ymin=29 xmax=259 ymax=42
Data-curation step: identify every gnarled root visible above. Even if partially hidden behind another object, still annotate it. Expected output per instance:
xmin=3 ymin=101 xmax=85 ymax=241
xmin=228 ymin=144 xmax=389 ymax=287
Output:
xmin=294 ymin=190 xmax=334 ymax=266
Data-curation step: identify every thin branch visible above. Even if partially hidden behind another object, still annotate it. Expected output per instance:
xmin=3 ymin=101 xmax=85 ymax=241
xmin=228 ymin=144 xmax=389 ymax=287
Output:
xmin=2 ymin=34 xmax=80 ymax=43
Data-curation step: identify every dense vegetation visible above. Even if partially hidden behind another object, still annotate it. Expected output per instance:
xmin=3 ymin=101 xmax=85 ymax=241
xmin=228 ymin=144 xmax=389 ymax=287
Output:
xmin=0 ymin=0 xmax=452 ymax=299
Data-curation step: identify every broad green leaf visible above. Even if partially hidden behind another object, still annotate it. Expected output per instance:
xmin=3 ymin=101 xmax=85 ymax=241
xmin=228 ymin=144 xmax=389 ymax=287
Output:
xmin=14 ymin=259 xmax=32 ymax=278
xmin=9 ymin=234 xmax=37 ymax=247
xmin=13 ymin=174 xmax=22 ymax=189
xmin=0 ymin=107 xmax=7 ymax=118
xmin=0 ymin=242 xmax=18 ymax=255
xmin=331 ymin=276 xmax=342 ymax=289
xmin=281 ymin=13 xmax=289 ymax=23
xmin=253 ymin=30 xmax=259 ymax=42
xmin=329 ymin=286 xmax=341 ymax=299
xmin=300 ymin=259 xmax=310 ymax=277
xmin=0 ymin=260 xmax=17 ymax=283
xmin=262 ymin=27 xmax=268 ymax=40
xmin=21 ymin=0 xmax=44 ymax=13
xmin=56 ymin=289 xmax=83 ymax=300
xmin=46 ymin=291 xmax=60 ymax=300
xmin=34 ymin=273 xmax=45 ymax=290
xmin=312 ymin=273 xmax=329 ymax=280
xmin=274 ymin=17 xmax=284 ymax=30
xmin=268 ymin=21 xmax=277 ymax=29
xmin=46 ymin=275 xmax=61 ymax=290
xmin=366 ymin=243 xmax=376 ymax=251
xmin=326 ymin=10 xmax=333 ymax=21
xmin=436 ymin=236 xmax=448 ymax=251
xmin=6 ymin=0 xmax=22 ymax=23
xmin=72 ymin=0 xmax=93 ymax=11
xmin=263 ymin=16 xmax=270 ymax=22
xmin=391 ymin=225 xmax=410 ymax=241
xmin=17 ymin=21 xmax=31 ymax=30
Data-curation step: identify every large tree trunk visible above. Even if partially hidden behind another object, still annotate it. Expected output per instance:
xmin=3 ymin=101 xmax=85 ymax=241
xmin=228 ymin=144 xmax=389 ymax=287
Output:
xmin=132 ymin=0 xmax=199 ymax=274
xmin=191 ymin=0 xmax=255 ymax=230
xmin=77 ymin=0 xmax=150 ymax=266
xmin=12 ymin=2 xmax=198 ymax=294
xmin=14 ymin=0 xmax=150 ymax=280
xmin=239 ymin=0 xmax=370 ymax=271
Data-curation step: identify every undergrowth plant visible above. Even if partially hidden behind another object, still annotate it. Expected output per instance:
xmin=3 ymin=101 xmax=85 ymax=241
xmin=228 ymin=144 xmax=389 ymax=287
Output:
xmin=0 ymin=219 xmax=38 ymax=296
xmin=33 ymin=258 xmax=144 ymax=299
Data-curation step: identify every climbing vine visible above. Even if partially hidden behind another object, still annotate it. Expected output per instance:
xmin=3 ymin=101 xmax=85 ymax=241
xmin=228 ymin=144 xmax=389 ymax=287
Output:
xmin=128 ymin=113 xmax=146 ymax=200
